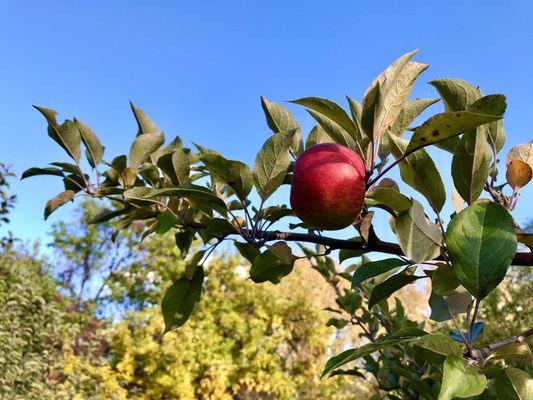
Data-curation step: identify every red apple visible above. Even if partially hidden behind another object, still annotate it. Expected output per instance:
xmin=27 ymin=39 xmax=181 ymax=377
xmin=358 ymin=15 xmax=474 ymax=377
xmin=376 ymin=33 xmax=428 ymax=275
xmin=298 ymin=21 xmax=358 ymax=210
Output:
xmin=290 ymin=143 xmax=366 ymax=230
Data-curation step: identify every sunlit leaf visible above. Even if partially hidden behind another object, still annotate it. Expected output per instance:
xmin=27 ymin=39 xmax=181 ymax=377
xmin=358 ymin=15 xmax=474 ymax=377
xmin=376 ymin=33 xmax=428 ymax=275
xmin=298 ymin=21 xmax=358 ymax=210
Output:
xmin=368 ymin=272 xmax=422 ymax=308
xmin=198 ymin=147 xmax=253 ymax=199
xmin=451 ymin=128 xmax=492 ymax=204
xmin=494 ymin=367 xmax=532 ymax=400
xmin=321 ymin=327 xmax=425 ymax=377
xmin=413 ymin=333 xmax=462 ymax=364
xmin=429 ymin=78 xmax=482 ymax=112
xmin=253 ymin=131 xmax=294 ymax=200
xmin=388 ymin=134 xmax=445 ymax=212
xmin=392 ymin=200 xmax=442 ymax=263
xmin=34 ymin=106 xmax=82 ymax=162
xmin=351 ymin=258 xmax=408 ymax=288
xmin=74 ymin=118 xmax=104 ymax=168
xmin=438 ymin=355 xmax=487 ymax=400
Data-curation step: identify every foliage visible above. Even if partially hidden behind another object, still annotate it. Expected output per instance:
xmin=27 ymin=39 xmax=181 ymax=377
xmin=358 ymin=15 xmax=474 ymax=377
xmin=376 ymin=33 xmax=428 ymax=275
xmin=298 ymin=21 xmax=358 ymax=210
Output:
xmin=24 ymin=49 xmax=533 ymax=398
xmin=0 ymin=246 xmax=112 ymax=399
xmin=47 ymin=203 xmax=366 ymax=398
xmin=0 ymin=163 xmax=16 ymax=249
xmin=48 ymin=199 xmax=144 ymax=315
xmin=102 ymin=253 xmax=364 ymax=400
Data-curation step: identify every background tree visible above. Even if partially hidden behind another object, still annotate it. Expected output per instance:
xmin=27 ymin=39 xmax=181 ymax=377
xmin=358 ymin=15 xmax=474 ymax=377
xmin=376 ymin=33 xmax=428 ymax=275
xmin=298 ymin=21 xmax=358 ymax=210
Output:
xmin=0 ymin=163 xmax=16 ymax=250
xmin=48 ymin=200 xmax=371 ymax=399
xmin=24 ymin=50 xmax=533 ymax=398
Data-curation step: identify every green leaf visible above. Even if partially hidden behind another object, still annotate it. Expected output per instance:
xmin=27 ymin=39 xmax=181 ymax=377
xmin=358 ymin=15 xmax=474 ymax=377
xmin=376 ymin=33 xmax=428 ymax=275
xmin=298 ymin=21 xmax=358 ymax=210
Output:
xmin=184 ymin=250 xmax=206 ymax=279
xmin=63 ymin=174 xmax=87 ymax=192
xmin=253 ymin=131 xmax=294 ymax=200
xmin=432 ymin=263 xmax=460 ymax=295
xmin=34 ymin=106 xmax=82 ymax=162
xmin=89 ymin=207 xmax=129 ymax=224
xmin=74 ymin=118 xmax=104 ymax=168
xmin=306 ymin=109 xmax=357 ymax=150
xmin=21 ymin=167 xmax=64 ymax=179
xmin=413 ymin=333 xmax=463 ymax=364
xmin=490 ymin=343 xmax=533 ymax=362
xmin=157 ymin=149 xmax=190 ymax=185
xmin=446 ymin=202 xmax=517 ymax=299
xmin=368 ymin=272 xmax=422 ymax=308
xmin=162 ymin=266 xmax=204 ymax=333
xmin=429 ymin=78 xmax=482 ymax=112
xmin=129 ymin=132 xmax=165 ymax=167
xmin=338 ymin=237 xmax=365 ymax=263
xmin=44 ymin=190 xmax=75 ymax=220
xmin=291 ymin=97 xmax=359 ymax=139
xmin=469 ymin=93 xmax=508 ymax=116
xmin=346 ymin=96 xmax=366 ymax=143
xmin=175 ymin=229 xmax=194 ymax=255
xmin=198 ymin=147 xmax=253 ymax=199
xmin=361 ymin=82 xmax=381 ymax=140
xmin=50 ymin=162 xmax=80 ymax=174
xmin=205 ymin=218 xmax=236 ymax=236
xmin=234 ymin=241 xmax=260 ymax=264
xmin=260 ymin=96 xmax=302 ymax=155
xmin=326 ymin=318 xmax=349 ymax=329
xmin=260 ymin=205 xmax=293 ymax=224
xmin=155 ymin=211 xmax=178 ymax=234
xmin=486 ymin=119 xmax=505 ymax=155
xmin=321 ymin=327 xmax=425 ymax=377
xmin=407 ymin=108 xmax=503 ymax=153
xmin=387 ymin=98 xmax=440 ymax=137
xmin=387 ymin=134 xmax=445 ymax=212
xmin=428 ymin=289 xmax=471 ymax=322
xmin=305 ymin=124 xmax=334 ymax=148
xmin=146 ymin=186 xmax=228 ymax=216
xmin=123 ymin=187 xmax=155 ymax=203
xmin=495 ymin=367 xmax=533 ymax=400
xmin=351 ymin=258 xmax=408 ymax=288
xmin=361 ymin=50 xmax=418 ymax=140
xmin=365 ymin=187 xmax=412 ymax=216
xmin=130 ymin=102 xmax=162 ymax=136
xmin=392 ymin=200 xmax=442 ymax=263
xmin=438 ymin=355 xmax=487 ymax=400
xmin=452 ymin=128 xmax=492 ymax=204
xmin=249 ymin=242 xmax=295 ymax=284
xmin=346 ymin=96 xmax=362 ymax=123
xmin=374 ymin=61 xmax=428 ymax=139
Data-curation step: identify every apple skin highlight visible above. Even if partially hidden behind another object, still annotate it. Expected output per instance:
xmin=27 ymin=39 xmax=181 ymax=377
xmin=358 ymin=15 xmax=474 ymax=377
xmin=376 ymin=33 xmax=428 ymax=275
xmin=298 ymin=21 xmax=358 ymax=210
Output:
xmin=290 ymin=143 xmax=366 ymax=230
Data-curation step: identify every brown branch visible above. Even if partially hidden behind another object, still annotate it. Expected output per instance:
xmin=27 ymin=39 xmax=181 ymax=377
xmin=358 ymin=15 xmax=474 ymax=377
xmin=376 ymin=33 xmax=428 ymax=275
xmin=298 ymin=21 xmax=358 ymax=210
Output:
xmin=176 ymin=222 xmax=533 ymax=266
xmin=474 ymin=327 xmax=533 ymax=363
xmin=252 ymin=229 xmax=533 ymax=266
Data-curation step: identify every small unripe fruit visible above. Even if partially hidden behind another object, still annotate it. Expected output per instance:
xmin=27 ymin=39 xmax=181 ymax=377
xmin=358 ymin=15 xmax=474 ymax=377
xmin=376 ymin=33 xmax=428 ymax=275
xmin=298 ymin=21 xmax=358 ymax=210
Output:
xmin=290 ymin=143 xmax=366 ymax=230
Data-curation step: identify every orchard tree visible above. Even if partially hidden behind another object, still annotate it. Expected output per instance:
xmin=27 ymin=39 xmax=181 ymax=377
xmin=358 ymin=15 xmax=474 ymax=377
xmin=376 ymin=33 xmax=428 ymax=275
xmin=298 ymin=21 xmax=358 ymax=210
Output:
xmin=24 ymin=50 xmax=532 ymax=399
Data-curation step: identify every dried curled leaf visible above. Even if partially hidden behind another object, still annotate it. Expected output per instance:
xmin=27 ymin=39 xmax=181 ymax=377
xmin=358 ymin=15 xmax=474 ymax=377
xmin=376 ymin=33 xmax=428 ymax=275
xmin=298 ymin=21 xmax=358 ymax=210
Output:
xmin=506 ymin=158 xmax=532 ymax=189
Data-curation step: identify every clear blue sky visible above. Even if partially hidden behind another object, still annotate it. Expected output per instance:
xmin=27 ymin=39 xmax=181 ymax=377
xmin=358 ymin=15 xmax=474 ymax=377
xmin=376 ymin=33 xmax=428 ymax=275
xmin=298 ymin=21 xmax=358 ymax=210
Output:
xmin=0 ymin=1 xmax=531 ymax=246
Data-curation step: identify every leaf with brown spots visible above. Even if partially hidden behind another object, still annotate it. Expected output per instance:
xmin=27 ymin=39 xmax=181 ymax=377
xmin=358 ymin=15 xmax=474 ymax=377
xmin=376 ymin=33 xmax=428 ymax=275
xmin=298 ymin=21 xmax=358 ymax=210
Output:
xmin=407 ymin=110 xmax=502 ymax=153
